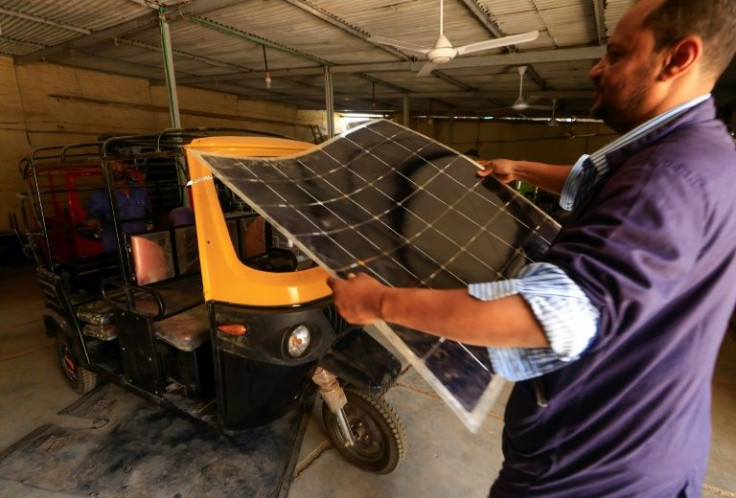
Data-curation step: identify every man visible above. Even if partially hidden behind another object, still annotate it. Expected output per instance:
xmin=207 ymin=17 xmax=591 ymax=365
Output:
xmin=86 ymin=160 xmax=152 ymax=252
xmin=327 ymin=0 xmax=736 ymax=496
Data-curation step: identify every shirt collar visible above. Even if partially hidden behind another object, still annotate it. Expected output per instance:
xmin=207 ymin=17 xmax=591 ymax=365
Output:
xmin=588 ymin=94 xmax=712 ymax=177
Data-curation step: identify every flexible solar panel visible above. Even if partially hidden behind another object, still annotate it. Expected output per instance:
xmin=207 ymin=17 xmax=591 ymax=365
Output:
xmin=189 ymin=119 xmax=560 ymax=431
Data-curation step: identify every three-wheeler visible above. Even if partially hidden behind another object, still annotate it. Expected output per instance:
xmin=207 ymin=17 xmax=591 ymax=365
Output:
xmin=13 ymin=129 xmax=406 ymax=480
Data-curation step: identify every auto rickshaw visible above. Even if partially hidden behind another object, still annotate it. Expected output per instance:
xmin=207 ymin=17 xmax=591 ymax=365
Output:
xmin=12 ymin=129 xmax=407 ymax=477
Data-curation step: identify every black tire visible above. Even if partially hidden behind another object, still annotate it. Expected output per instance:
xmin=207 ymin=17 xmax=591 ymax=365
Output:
xmin=56 ymin=334 xmax=97 ymax=394
xmin=322 ymin=386 xmax=407 ymax=473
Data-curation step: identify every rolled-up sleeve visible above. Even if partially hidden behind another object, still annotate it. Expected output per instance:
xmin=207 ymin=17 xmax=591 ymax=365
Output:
xmin=468 ymin=262 xmax=599 ymax=381
xmin=559 ymin=154 xmax=590 ymax=211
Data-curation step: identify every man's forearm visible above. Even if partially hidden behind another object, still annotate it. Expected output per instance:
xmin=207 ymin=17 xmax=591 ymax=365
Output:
xmin=379 ymin=287 xmax=549 ymax=348
xmin=513 ymin=161 xmax=572 ymax=195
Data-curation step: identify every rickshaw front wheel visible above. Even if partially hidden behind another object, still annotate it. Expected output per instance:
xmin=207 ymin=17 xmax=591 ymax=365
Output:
xmin=322 ymin=386 xmax=407 ymax=473
xmin=56 ymin=335 xmax=97 ymax=394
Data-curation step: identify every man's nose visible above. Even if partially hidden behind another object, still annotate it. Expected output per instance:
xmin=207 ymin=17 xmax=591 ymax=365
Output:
xmin=588 ymin=59 xmax=603 ymax=80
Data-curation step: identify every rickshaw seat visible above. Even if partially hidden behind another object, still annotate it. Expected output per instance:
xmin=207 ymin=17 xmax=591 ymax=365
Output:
xmin=132 ymin=273 xmax=204 ymax=318
xmin=127 ymin=226 xmax=204 ymax=318
xmin=154 ymin=304 xmax=210 ymax=352
xmin=129 ymin=225 xmax=200 ymax=286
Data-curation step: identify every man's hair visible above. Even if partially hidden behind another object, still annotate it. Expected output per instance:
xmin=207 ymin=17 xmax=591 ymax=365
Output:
xmin=642 ymin=0 xmax=736 ymax=77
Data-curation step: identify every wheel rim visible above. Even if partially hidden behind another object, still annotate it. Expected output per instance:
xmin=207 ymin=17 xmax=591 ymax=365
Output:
xmin=340 ymin=403 xmax=386 ymax=463
xmin=58 ymin=342 xmax=79 ymax=385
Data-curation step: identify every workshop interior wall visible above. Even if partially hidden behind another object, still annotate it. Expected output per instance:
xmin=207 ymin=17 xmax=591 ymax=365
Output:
xmin=0 ymin=55 xmax=317 ymax=233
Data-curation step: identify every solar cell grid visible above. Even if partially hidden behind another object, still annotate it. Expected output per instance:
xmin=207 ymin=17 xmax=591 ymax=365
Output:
xmin=190 ymin=119 xmax=560 ymax=430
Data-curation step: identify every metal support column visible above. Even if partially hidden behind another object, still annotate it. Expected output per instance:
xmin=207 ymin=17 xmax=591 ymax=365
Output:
xmin=158 ymin=8 xmax=181 ymax=129
xmin=158 ymin=8 xmax=188 ymax=205
xmin=324 ymin=66 xmax=335 ymax=138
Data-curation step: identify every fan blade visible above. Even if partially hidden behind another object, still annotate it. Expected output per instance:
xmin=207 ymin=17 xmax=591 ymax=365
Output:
xmin=456 ymin=30 xmax=539 ymax=56
xmin=369 ymin=36 xmax=431 ymax=56
xmin=416 ymin=61 xmax=437 ymax=77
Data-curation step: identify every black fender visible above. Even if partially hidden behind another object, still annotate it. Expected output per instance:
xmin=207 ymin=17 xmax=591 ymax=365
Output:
xmin=318 ymin=328 xmax=402 ymax=395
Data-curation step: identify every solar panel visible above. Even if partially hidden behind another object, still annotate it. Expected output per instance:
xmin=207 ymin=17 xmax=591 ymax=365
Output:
xmin=189 ymin=119 xmax=560 ymax=431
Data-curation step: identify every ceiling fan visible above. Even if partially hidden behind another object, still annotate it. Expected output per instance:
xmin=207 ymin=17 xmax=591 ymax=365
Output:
xmin=369 ymin=0 xmax=539 ymax=77
xmin=511 ymin=65 xmax=555 ymax=112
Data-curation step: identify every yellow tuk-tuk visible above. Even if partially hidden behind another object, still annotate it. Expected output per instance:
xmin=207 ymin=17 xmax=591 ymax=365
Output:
xmin=14 ymin=129 xmax=406 ymax=482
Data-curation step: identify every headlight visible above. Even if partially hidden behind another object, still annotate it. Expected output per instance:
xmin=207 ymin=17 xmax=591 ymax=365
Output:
xmin=286 ymin=324 xmax=311 ymax=357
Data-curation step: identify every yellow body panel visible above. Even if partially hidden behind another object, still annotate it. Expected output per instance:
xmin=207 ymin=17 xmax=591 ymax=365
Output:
xmin=185 ymin=136 xmax=331 ymax=306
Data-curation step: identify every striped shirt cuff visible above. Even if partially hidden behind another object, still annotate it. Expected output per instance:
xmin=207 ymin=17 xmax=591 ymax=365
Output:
xmin=468 ymin=262 xmax=599 ymax=381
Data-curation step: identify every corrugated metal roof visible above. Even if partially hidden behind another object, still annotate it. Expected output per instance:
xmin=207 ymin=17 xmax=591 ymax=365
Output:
xmin=1 ymin=0 xmax=146 ymax=30
xmin=0 ymin=0 xmax=733 ymax=118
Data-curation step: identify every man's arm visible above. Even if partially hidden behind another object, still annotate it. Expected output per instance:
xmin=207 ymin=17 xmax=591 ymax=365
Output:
xmin=327 ymin=273 xmax=549 ymax=348
xmin=477 ymin=159 xmax=572 ymax=195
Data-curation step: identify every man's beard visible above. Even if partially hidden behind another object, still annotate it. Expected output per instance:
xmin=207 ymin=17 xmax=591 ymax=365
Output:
xmin=590 ymin=63 xmax=654 ymax=134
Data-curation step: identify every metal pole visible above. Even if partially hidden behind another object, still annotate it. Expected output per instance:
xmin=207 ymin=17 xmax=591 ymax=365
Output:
xmin=158 ymin=8 xmax=181 ymax=129
xmin=324 ymin=66 xmax=335 ymax=138
xmin=158 ymin=8 xmax=190 ymax=206
xmin=403 ymin=94 xmax=410 ymax=127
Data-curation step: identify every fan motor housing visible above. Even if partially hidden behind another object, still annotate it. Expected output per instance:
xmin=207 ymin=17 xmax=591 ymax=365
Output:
xmin=428 ymin=47 xmax=457 ymax=64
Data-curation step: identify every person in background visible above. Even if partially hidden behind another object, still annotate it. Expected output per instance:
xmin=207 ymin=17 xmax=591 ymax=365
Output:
xmin=86 ymin=160 xmax=152 ymax=252
xmin=327 ymin=0 xmax=736 ymax=496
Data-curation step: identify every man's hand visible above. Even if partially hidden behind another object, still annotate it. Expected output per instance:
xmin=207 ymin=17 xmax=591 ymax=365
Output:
xmin=476 ymin=159 xmax=519 ymax=183
xmin=326 ymin=272 xmax=387 ymax=325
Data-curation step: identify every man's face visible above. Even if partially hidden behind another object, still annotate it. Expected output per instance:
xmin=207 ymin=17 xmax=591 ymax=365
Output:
xmin=111 ymin=161 xmax=126 ymax=181
xmin=588 ymin=0 xmax=666 ymax=133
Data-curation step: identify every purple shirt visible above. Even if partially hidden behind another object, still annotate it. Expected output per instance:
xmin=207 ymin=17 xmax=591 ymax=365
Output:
xmin=87 ymin=180 xmax=151 ymax=252
xmin=492 ymin=99 xmax=736 ymax=497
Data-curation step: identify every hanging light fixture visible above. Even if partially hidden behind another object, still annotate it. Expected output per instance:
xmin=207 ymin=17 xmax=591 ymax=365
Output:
xmin=371 ymin=82 xmax=377 ymax=108
xmin=262 ymin=45 xmax=271 ymax=89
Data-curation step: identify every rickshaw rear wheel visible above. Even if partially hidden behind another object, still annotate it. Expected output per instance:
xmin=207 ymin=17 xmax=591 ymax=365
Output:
xmin=322 ymin=386 xmax=406 ymax=473
xmin=56 ymin=334 xmax=97 ymax=394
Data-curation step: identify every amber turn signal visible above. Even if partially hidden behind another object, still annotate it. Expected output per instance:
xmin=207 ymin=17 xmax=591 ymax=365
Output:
xmin=217 ymin=324 xmax=247 ymax=336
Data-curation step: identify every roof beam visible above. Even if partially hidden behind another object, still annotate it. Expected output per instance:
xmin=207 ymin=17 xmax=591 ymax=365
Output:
xmin=234 ymin=46 xmax=605 ymax=78
xmin=16 ymin=0 xmax=245 ymax=63
xmin=592 ymin=0 xmax=607 ymax=45
xmin=458 ymin=0 xmax=547 ymax=89
xmin=430 ymin=71 xmax=478 ymax=92
xmin=187 ymin=15 xmax=330 ymax=66
xmin=0 ymin=36 xmax=46 ymax=50
xmin=457 ymin=0 xmax=506 ymax=39
xmin=281 ymin=0 xmax=410 ymax=61
xmin=164 ymin=71 xmax=338 ymax=101
xmin=228 ymin=89 xmax=593 ymax=101
xmin=58 ymin=48 xmax=195 ymax=77
xmin=336 ymin=46 xmax=603 ymax=73
xmin=402 ymin=89 xmax=592 ymax=100
xmin=114 ymin=37 xmax=254 ymax=71
xmin=0 ymin=7 xmax=91 ymax=35
xmin=355 ymin=73 xmax=411 ymax=94
xmin=167 ymin=46 xmax=604 ymax=86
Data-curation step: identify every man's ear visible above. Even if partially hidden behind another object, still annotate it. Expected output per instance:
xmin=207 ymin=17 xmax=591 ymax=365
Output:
xmin=659 ymin=35 xmax=702 ymax=80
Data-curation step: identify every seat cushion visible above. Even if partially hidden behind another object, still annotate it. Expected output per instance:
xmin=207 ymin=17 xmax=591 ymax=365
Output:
xmin=153 ymin=304 xmax=210 ymax=352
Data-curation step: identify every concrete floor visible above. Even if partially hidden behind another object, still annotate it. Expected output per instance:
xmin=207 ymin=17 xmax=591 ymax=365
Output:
xmin=0 ymin=263 xmax=734 ymax=498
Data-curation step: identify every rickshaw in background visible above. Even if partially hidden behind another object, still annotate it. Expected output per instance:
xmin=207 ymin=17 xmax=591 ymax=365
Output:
xmin=11 ymin=129 xmax=407 ymax=476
